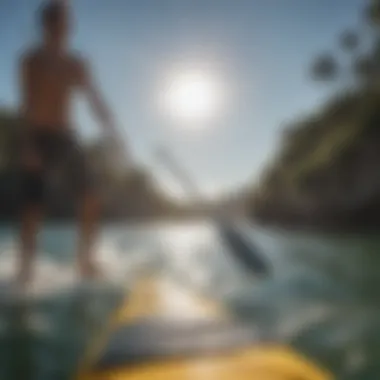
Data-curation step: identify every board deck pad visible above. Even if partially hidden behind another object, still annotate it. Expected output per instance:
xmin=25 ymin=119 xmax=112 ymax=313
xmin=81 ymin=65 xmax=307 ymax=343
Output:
xmin=89 ymin=275 xmax=257 ymax=370
xmin=93 ymin=318 xmax=258 ymax=371
xmin=77 ymin=275 xmax=333 ymax=380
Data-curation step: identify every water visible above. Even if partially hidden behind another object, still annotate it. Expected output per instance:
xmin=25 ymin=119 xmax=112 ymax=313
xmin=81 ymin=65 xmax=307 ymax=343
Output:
xmin=0 ymin=222 xmax=380 ymax=379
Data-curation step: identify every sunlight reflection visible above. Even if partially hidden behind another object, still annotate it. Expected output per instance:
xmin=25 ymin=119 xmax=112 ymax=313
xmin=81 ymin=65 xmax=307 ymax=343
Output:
xmin=158 ymin=225 xmax=215 ymax=288
xmin=0 ymin=234 xmax=153 ymax=299
xmin=157 ymin=224 xmax=249 ymax=299
xmin=157 ymin=277 xmax=220 ymax=320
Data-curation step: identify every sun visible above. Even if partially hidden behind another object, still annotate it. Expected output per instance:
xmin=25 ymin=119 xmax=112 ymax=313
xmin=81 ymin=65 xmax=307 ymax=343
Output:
xmin=163 ymin=71 xmax=221 ymax=124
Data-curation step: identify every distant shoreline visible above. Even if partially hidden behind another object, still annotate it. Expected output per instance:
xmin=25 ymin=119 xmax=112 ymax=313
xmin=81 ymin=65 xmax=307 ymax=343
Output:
xmin=0 ymin=215 xmax=210 ymax=225
xmin=252 ymin=217 xmax=380 ymax=238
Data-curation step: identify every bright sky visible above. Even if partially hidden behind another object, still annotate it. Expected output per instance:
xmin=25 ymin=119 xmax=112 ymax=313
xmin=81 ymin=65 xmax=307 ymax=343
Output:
xmin=0 ymin=0 xmax=363 ymax=199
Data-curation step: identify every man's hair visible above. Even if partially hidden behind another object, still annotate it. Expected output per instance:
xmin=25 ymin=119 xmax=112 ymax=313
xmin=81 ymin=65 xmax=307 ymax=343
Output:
xmin=40 ymin=1 xmax=67 ymax=31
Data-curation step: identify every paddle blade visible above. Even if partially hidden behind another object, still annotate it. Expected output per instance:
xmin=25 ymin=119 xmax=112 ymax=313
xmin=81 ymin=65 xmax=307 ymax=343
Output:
xmin=218 ymin=224 xmax=270 ymax=276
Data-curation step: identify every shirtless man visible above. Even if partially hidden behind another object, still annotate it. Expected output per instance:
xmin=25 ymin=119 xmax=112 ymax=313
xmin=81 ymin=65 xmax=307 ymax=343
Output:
xmin=18 ymin=0 xmax=120 ymax=287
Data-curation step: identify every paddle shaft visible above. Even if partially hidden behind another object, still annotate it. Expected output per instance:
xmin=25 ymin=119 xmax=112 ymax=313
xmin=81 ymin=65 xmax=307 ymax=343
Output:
xmin=155 ymin=147 xmax=203 ymax=203
xmin=155 ymin=146 xmax=270 ymax=276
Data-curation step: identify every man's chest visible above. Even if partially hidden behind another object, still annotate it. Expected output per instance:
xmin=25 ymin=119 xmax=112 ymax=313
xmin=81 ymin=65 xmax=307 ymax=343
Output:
xmin=31 ymin=55 xmax=76 ymax=88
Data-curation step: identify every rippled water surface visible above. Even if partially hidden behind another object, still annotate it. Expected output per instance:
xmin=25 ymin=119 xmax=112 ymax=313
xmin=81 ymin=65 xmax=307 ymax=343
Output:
xmin=0 ymin=222 xmax=379 ymax=379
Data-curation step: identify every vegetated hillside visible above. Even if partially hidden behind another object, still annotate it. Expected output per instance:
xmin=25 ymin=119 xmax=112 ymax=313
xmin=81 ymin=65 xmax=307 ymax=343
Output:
xmin=251 ymin=0 xmax=380 ymax=230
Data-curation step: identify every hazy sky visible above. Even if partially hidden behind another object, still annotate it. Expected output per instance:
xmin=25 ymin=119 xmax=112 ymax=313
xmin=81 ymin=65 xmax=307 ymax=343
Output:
xmin=0 ymin=0 xmax=363 ymax=198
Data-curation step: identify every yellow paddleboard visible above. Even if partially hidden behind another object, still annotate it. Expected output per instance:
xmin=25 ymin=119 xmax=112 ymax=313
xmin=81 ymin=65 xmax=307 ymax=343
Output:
xmin=76 ymin=274 xmax=334 ymax=380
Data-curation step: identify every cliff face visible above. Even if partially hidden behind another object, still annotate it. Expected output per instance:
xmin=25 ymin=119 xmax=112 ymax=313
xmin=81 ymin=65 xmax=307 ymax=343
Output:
xmin=249 ymin=1 xmax=380 ymax=231
xmin=251 ymin=91 xmax=380 ymax=230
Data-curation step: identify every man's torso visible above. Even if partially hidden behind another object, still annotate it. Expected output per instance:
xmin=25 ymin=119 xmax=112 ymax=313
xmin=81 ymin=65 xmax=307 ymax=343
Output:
xmin=22 ymin=46 xmax=85 ymax=130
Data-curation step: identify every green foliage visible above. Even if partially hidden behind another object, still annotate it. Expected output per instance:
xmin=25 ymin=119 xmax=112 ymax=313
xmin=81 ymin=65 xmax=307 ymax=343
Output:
xmin=339 ymin=30 xmax=359 ymax=52
xmin=252 ymin=1 xmax=380 ymax=228
xmin=311 ymin=53 xmax=339 ymax=82
xmin=354 ymin=55 xmax=375 ymax=79
xmin=366 ymin=0 xmax=380 ymax=26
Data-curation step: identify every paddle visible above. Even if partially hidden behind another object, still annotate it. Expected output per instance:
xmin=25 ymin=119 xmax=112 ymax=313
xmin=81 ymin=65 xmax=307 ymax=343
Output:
xmin=155 ymin=146 xmax=270 ymax=277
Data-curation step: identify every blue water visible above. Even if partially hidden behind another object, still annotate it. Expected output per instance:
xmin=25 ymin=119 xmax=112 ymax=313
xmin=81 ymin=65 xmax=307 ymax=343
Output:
xmin=0 ymin=222 xmax=380 ymax=379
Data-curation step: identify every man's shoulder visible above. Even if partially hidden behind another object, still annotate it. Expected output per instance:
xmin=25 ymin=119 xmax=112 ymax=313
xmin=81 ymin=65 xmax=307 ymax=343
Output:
xmin=66 ymin=51 xmax=92 ymax=85
xmin=21 ymin=46 xmax=89 ymax=65
xmin=68 ymin=50 xmax=89 ymax=69
xmin=20 ymin=45 xmax=43 ymax=64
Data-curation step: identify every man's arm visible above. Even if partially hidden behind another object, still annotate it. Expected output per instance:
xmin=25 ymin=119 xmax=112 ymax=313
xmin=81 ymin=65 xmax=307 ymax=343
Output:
xmin=19 ymin=52 xmax=32 ymax=118
xmin=19 ymin=52 xmax=34 ymax=146
xmin=75 ymin=58 xmax=117 ymax=136
xmin=18 ymin=51 xmax=43 ymax=167
xmin=74 ymin=57 xmax=131 ymax=163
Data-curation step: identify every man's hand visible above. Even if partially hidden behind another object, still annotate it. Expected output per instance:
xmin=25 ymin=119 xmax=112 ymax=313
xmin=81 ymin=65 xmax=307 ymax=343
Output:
xmin=77 ymin=57 xmax=134 ymax=167
xmin=104 ymin=126 xmax=133 ymax=168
